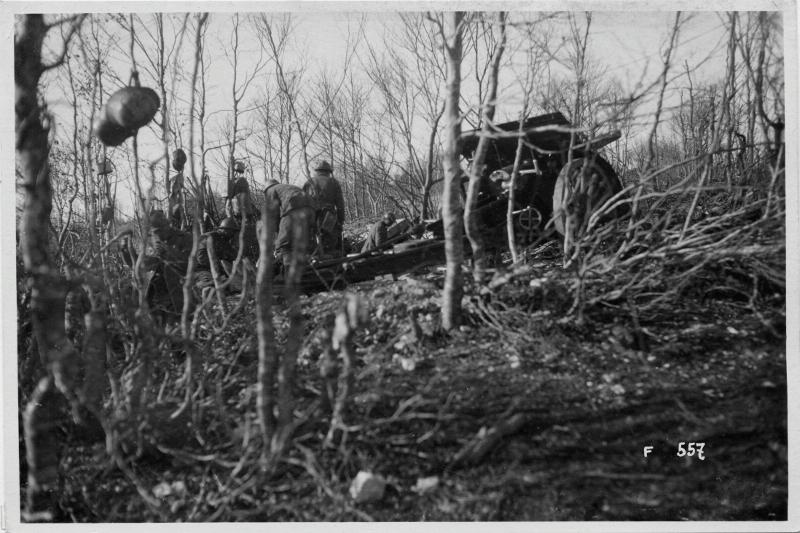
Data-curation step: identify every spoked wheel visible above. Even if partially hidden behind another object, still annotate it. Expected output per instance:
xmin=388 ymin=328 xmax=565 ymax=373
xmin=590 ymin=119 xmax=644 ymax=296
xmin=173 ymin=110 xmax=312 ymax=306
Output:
xmin=551 ymin=155 xmax=627 ymax=237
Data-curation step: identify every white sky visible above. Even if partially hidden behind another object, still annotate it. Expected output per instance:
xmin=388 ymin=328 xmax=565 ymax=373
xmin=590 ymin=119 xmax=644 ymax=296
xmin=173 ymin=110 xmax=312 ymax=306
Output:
xmin=33 ymin=9 xmax=768 ymax=216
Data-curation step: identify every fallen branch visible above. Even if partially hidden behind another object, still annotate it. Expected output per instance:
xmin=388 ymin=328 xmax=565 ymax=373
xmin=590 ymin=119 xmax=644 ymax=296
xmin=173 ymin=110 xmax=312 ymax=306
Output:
xmin=448 ymin=412 xmax=528 ymax=469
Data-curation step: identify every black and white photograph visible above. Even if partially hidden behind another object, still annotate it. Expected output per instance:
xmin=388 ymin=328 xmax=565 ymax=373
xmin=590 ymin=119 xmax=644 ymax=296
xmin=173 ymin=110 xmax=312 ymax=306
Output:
xmin=5 ymin=1 xmax=796 ymax=528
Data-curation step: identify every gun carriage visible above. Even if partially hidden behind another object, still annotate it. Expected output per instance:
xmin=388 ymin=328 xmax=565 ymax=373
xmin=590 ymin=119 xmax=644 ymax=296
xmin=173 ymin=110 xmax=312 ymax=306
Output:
xmin=280 ymin=112 xmax=627 ymax=292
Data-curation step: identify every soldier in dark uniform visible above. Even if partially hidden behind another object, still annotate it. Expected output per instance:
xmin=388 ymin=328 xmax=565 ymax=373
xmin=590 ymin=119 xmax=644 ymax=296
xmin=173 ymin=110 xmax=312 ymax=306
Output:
xmin=226 ymin=176 xmax=260 ymax=262
xmin=148 ymin=210 xmax=193 ymax=317
xmin=168 ymin=149 xmax=187 ymax=228
xmin=264 ymin=179 xmax=314 ymax=270
xmin=303 ymin=160 xmax=346 ymax=258
xmin=118 ymin=210 xmax=231 ymax=315
xmin=361 ymin=212 xmax=396 ymax=253
xmin=117 ymin=210 xmax=193 ymax=319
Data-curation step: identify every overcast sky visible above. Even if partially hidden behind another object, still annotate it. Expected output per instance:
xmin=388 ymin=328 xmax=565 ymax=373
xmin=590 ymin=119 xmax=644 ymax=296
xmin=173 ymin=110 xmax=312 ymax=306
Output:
xmin=32 ymin=9 xmax=771 ymax=216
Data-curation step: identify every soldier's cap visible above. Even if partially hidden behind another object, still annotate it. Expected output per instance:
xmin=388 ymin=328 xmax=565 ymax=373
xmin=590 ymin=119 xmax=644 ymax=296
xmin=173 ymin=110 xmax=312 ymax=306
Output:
xmin=314 ymin=160 xmax=333 ymax=173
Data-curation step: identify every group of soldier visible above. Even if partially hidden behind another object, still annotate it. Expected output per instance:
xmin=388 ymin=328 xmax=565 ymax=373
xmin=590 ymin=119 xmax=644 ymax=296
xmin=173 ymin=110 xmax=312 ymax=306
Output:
xmin=122 ymin=155 xmax=349 ymax=318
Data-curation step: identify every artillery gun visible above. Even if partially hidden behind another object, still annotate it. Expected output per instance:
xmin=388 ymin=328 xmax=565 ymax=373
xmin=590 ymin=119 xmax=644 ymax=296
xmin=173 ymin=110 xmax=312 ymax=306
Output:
xmin=282 ymin=112 xmax=628 ymax=292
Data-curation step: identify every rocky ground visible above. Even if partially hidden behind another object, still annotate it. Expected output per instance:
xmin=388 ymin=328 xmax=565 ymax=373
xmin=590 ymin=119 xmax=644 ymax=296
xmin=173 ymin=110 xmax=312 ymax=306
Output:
xmin=48 ymin=254 xmax=787 ymax=522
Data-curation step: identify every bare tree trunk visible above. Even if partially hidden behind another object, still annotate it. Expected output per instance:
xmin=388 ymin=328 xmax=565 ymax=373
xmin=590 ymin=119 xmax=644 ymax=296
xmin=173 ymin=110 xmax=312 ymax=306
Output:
xmin=645 ymin=13 xmax=682 ymax=173
xmin=423 ymin=103 xmax=445 ymax=220
xmin=256 ymin=205 xmax=277 ymax=456
xmin=440 ymin=12 xmax=465 ymax=331
xmin=256 ymin=210 xmax=278 ymax=461
xmin=156 ymin=14 xmax=171 ymax=205
xmin=259 ymin=16 xmax=313 ymax=181
xmin=175 ymin=13 xmax=208 ymax=414
xmin=506 ymin=117 xmax=526 ymax=264
xmin=16 ymin=13 xmax=87 ymax=520
xmin=463 ymin=12 xmax=506 ymax=283
xmin=325 ymin=295 xmax=363 ymax=447
xmin=57 ymin=54 xmax=83 ymax=253
xmin=273 ymin=209 xmax=308 ymax=456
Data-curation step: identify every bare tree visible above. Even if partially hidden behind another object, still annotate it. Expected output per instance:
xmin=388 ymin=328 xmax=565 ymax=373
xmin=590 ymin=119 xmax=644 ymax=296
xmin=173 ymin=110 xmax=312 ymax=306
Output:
xmin=364 ymin=14 xmax=447 ymax=219
xmin=16 ymin=13 xmax=92 ymax=521
xmin=223 ymin=14 xmax=267 ymax=200
xmin=644 ymin=13 xmax=683 ymax=174
xmin=463 ymin=12 xmax=506 ymax=283
xmin=255 ymin=15 xmax=313 ymax=181
xmin=436 ymin=11 xmax=465 ymax=331
xmin=255 ymin=197 xmax=278 ymax=458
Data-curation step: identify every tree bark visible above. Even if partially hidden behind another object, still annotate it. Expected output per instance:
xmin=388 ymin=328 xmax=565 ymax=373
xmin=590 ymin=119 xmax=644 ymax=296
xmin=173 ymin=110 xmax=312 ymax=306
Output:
xmin=463 ymin=12 xmax=506 ymax=283
xmin=16 ymin=14 xmax=88 ymax=520
xmin=441 ymin=12 xmax=465 ymax=331
xmin=423 ymin=103 xmax=445 ymax=220
xmin=506 ymin=119 xmax=526 ymax=264
xmin=256 ymin=204 xmax=278 ymax=455
xmin=273 ymin=209 xmax=309 ymax=455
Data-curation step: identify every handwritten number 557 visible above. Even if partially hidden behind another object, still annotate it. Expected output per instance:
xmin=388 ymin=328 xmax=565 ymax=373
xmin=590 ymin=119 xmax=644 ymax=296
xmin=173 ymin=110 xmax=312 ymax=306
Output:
xmin=677 ymin=442 xmax=705 ymax=460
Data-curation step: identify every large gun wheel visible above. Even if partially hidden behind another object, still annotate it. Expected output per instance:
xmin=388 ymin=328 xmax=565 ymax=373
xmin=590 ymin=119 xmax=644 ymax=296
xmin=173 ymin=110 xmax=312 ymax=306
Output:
xmin=551 ymin=156 xmax=627 ymax=237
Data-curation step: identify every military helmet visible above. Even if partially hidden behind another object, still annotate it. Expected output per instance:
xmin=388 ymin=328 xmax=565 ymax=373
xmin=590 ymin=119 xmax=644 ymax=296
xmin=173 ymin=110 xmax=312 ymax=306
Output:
xmin=172 ymin=148 xmax=187 ymax=171
xmin=234 ymin=160 xmax=246 ymax=174
xmin=315 ymin=160 xmax=333 ymax=173
xmin=218 ymin=217 xmax=240 ymax=232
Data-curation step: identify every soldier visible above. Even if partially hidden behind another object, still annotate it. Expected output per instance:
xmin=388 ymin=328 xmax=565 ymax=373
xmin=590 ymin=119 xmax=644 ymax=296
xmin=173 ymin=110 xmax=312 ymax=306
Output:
xmin=116 ymin=210 xmax=193 ymax=319
xmin=169 ymin=149 xmax=187 ymax=228
xmin=361 ymin=212 xmax=396 ymax=253
xmin=206 ymin=216 xmax=258 ymax=267
xmin=303 ymin=160 xmax=346 ymax=258
xmin=195 ymin=217 xmax=251 ymax=293
xmin=228 ymin=175 xmax=258 ymax=219
xmin=264 ymin=179 xmax=314 ymax=271
xmin=148 ymin=210 xmax=193 ymax=315
xmin=225 ymin=175 xmax=260 ymax=262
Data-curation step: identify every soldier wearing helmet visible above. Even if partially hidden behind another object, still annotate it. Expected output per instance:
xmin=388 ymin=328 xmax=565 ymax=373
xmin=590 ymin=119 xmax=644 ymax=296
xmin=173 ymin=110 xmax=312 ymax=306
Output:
xmin=209 ymin=215 xmax=258 ymax=261
xmin=361 ymin=212 xmax=397 ymax=253
xmin=117 ymin=209 xmax=194 ymax=320
xmin=264 ymin=179 xmax=315 ymax=272
xmin=227 ymin=160 xmax=257 ymax=220
xmin=169 ymin=148 xmax=187 ymax=228
xmin=303 ymin=160 xmax=346 ymax=258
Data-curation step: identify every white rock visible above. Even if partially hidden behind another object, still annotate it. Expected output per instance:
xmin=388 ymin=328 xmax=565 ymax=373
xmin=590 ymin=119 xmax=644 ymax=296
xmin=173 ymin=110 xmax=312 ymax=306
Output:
xmin=171 ymin=480 xmax=186 ymax=496
xmin=413 ymin=476 xmax=439 ymax=494
xmin=152 ymin=482 xmax=172 ymax=498
xmin=610 ymin=384 xmax=626 ymax=395
xmin=400 ymin=356 xmax=417 ymax=372
xmin=153 ymin=480 xmax=187 ymax=499
xmin=349 ymin=471 xmax=386 ymax=503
